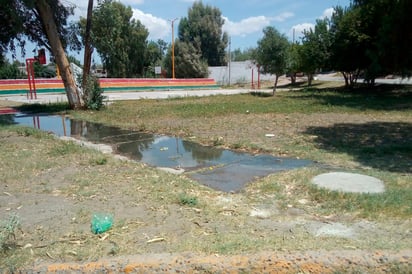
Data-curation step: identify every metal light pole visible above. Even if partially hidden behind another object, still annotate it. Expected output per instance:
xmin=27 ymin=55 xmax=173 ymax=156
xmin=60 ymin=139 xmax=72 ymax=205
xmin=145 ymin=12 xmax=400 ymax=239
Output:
xmin=169 ymin=18 xmax=178 ymax=79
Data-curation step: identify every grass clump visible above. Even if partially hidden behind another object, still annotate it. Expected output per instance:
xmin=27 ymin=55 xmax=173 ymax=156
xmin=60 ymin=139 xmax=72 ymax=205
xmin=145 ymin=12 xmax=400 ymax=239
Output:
xmin=90 ymin=156 xmax=108 ymax=165
xmin=14 ymin=126 xmax=49 ymax=138
xmin=0 ymin=214 xmax=20 ymax=251
xmin=178 ymin=193 xmax=198 ymax=206
xmin=48 ymin=141 xmax=83 ymax=156
xmin=308 ymin=186 xmax=412 ymax=219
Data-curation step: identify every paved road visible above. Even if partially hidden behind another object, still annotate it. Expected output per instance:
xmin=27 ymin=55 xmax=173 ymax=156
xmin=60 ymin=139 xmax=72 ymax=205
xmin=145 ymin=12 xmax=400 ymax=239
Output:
xmin=2 ymin=74 xmax=410 ymax=105
xmin=0 ymin=88 xmax=260 ymax=104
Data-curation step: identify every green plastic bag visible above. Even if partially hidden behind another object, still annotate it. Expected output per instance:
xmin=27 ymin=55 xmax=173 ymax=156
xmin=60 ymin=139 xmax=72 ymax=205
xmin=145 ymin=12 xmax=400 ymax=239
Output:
xmin=91 ymin=213 xmax=113 ymax=234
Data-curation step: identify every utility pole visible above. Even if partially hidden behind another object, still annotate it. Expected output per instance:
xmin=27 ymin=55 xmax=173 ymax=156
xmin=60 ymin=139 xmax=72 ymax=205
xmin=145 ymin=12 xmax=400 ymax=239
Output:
xmin=228 ymin=36 xmax=231 ymax=86
xmin=169 ymin=18 xmax=179 ymax=79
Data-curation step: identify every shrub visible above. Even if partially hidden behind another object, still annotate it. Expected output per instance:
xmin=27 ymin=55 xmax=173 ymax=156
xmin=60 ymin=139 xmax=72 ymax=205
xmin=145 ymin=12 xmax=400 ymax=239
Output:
xmin=83 ymin=76 xmax=106 ymax=110
xmin=0 ymin=214 xmax=20 ymax=251
xmin=178 ymin=193 xmax=198 ymax=206
xmin=0 ymin=63 xmax=25 ymax=79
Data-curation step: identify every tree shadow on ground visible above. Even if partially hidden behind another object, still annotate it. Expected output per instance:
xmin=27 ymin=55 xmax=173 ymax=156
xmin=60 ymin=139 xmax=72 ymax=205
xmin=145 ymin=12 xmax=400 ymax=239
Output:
xmin=305 ymin=121 xmax=412 ymax=173
xmin=278 ymin=81 xmax=323 ymax=89
xmin=16 ymin=102 xmax=70 ymax=114
xmin=250 ymin=91 xmax=273 ymax=97
xmin=291 ymin=84 xmax=412 ymax=111
xmin=0 ymin=114 xmax=15 ymax=126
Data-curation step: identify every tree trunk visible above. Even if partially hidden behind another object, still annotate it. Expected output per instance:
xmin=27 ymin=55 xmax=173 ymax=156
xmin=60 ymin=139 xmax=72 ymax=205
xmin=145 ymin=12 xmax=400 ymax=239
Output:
xmin=307 ymin=73 xmax=313 ymax=86
xmin=290 ymin=73 xmax=296 ymax=85
xmin=272 ymin=74 xmax=279 ymax=96
xmin=82 ymin=0 xmax=94 ymax=103
xmin=342 ymin=72 xmax=349 ymax=87
xmin=35 ymin=0 xmax=83 ymax=109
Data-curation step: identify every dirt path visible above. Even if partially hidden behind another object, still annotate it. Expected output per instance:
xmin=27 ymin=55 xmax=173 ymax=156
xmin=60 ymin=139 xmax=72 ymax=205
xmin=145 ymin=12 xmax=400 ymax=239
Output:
xmin=28 ymin=250 xmax=412 ymax=273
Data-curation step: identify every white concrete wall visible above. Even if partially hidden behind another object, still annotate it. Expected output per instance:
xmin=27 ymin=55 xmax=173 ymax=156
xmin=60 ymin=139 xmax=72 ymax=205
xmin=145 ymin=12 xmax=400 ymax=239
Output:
xmin=208 ymin=60 xmax=273 ymax=85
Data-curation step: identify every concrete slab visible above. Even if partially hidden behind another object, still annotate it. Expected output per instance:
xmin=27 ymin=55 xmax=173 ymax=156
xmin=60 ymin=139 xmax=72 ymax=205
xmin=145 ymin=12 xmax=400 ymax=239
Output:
xmin=311 ymin=172 xmax=385 ymax=194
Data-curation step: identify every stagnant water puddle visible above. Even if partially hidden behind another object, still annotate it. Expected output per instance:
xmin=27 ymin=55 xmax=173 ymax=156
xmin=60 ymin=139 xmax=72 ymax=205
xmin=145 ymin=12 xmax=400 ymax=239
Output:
xmin=7 ymin=113 xmax=312 ymax=192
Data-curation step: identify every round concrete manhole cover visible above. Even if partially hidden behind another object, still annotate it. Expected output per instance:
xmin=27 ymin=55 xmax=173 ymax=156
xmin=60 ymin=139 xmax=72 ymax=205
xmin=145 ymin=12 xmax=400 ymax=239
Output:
xmin=311 ymin=172 xmax=385 ymax=193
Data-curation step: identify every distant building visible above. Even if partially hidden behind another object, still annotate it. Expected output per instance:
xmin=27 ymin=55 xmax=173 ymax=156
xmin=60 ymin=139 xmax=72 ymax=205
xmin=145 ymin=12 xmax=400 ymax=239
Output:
xmin=92 ymin=68 xmax=107 ymax=78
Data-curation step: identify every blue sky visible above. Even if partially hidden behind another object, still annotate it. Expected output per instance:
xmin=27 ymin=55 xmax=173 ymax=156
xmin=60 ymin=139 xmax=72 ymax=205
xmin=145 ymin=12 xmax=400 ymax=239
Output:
xmin=136 ymin=0 xmax=350 ymax=48
xmin=117 ymin=0 xmax=351 ymax=49
xmin=8 ymin=0 xmax=351 ymax=63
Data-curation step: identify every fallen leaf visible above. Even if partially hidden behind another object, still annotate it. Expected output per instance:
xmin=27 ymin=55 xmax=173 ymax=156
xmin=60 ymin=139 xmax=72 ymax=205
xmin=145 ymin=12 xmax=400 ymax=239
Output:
xmin=146 ymin=237 xmax=165 ymax=243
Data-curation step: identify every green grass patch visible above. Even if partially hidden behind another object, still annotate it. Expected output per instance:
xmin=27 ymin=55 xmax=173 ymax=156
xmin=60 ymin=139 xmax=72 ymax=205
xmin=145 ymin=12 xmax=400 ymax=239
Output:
xmin=14 ymin=126 xmax=50 ymax=138
xmin=48 ymin=141 xmax=84 ymax=156
xmin=71 ymin=86 xmax=411 ymax=127
xmin=0 ymin=214 xmax=20 ymax=251
xmin=178 ymin=193 xmax=199 ymax=206
xmin=247 ymin=168 xmax=412 ymax=220
xmin=308 ymin=186 xmax=412 ymax=219
xmin=67 ymin=86 xmax=412 ymax=220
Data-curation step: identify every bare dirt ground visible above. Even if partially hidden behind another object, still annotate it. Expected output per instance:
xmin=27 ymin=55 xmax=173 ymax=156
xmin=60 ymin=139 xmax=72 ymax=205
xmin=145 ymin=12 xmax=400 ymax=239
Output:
xmin=0 ymin=98 xmax=411 ymax=273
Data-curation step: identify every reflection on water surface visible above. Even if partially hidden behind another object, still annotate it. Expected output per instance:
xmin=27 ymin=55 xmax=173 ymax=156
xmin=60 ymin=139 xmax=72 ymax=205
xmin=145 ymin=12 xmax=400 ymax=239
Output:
xmin=9 ymin=113 xmax=312 ymax=192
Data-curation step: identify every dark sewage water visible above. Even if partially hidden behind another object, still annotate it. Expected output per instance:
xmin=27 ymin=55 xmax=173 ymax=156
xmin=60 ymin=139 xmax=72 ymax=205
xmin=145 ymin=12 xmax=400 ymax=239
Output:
xmin=8 ymin=113 xmax=312 ymax=192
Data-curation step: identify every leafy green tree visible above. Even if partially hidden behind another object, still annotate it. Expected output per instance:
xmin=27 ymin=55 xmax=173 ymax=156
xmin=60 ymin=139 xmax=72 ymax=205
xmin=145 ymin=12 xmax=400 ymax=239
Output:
xmin=0 ymin=0 xmax=25 ymax=55
xmin=0 ymin=59 xmax=25 ymax=79
xmin=329 ymin=6 xmax=369 ymax=87
xmin=127 ymin=20 xmax=149 ymax=77
xmin=82 ymin=0 xmax=148 ymax=77
xmin=286 ymin=43 xmax=302 ymax=85
xmin=1 ymin=0 xmax=83 ymax=108
xmin=178 ymin=1 xmax=228 ymax=66
xmin=33 ymin=62 xmax=56 ymax=78
xmin=64 ymin=56 xmax=80 ymax=68
xmin=144 ymin=41 xmax=162 ymax=77
xmin=0 ymin=0 xmax=80 ymax=56
xmin=231 ymin=48 xmax=255 ymax=62
xmin=0 ymin=54 xmax=5 ymax=66
xmin=164 ymin=40 xmax=208 ymax=78
xmin=352 ymin=0 xmax=412 ymax=81
xmin=387 ymin=0 xmax=412 ymax=77
xmin=254 ymin=26 xmax=289 ymax=94
xmin=156 ymin=39 xmax=168 ymax=56
xmin=143 ymin=39 xmax=168 ymax=77
xmin=300 ymin=18 xmax=332 ymax=86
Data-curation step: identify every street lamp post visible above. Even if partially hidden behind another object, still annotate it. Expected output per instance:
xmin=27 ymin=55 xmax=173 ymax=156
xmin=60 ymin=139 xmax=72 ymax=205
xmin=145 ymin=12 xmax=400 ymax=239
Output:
xmin=169 ymin=18 xmax=178 ymax=79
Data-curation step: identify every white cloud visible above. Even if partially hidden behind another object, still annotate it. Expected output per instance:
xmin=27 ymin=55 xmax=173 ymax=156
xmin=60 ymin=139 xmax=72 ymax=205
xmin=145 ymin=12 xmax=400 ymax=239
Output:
xmin=223 ymin=16 xmax=271 ymax=37
xmin=70 ymin=0 xmax=89 ymax=20
xmin=70 ymin=0 xmax=144 ymax=21
xmin=132 ymin=9 xmax=169 ymax=40
xmin=121 ymin=0 xmax=145 ymax=5
xmin=273 ymin=12 xmax=294 ymax=22
xmin=320 ymin=8 xmax=334 ymax=19
xmin=69 ymin=1 xmax=168 ymax=40
xmin=289 ymin=8 xmax=335 ymax=41
xmin=289 ymin=23 xmax=314 ymax=40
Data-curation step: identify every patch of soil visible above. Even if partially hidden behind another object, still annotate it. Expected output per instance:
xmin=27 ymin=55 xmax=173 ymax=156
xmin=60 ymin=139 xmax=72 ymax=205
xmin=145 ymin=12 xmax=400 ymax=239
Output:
xmin=31 ymin=250 xmax=412 ymax=273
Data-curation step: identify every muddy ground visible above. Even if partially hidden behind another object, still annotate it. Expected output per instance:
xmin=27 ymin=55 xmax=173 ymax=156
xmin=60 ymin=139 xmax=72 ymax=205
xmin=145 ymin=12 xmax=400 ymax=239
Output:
xmin=0 ymin=97 xmax=411 ymax=273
